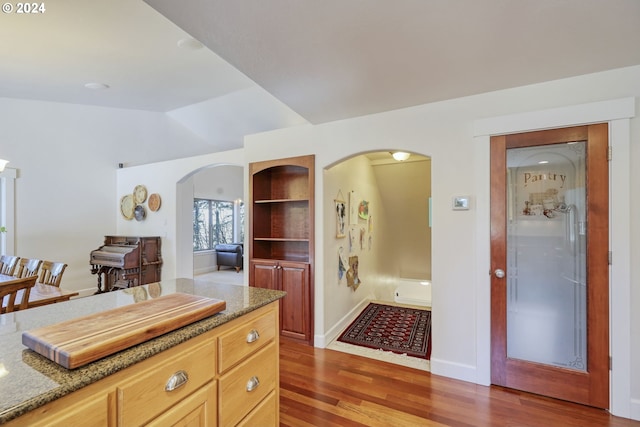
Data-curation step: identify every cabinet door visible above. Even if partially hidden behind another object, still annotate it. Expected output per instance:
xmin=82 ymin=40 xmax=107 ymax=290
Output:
xmin=280 ymin=261 xmax=310 ymax=341
xmin=237 ymin=390 xmax=278 ymax=427
xmin=145 ymin=382 xmax=216 ymax=427
xmin=13 ymin=392 xmax=112 ymax=427
xmin=251 ymin=260 xmax=279 ymax=290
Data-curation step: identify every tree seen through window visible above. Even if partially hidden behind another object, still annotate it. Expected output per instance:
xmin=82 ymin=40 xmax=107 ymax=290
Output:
xmin=193 ymin=199 xmax=235 ymax=251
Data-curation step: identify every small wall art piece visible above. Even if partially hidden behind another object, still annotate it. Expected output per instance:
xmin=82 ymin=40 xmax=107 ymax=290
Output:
xmin=338 ymin=247 xmax=348 ymax=281
xmin=349 ymin=190 xmax=359 ymax=225
xmin=148 ymin=193 xmax=161 ymax=212
xmin=133 ymin=184 xmax=148 ymax=204
xmin=346 ymin=255 xmax=360 ymax=291
xmin=348 ymin=228 xmax=356 ymax=252
xmin=120 ymin=194 xmax=135 ymax=220
xmin=335 ymin=196 xmax=346 ymax=238
xmin=358 ymin=200 xmax=369 ymax=220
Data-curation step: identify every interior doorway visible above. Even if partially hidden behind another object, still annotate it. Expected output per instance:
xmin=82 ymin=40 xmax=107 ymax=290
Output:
xmin=188 ymin=164 xmax=246 ymax=284
xmin=490 ymin=124 xmax=609 ymax=408
xmin=323 ymin=150 xmax=431 ymax=368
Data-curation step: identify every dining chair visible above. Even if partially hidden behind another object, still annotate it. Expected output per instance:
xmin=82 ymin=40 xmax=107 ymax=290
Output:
xmin=1 ymin=275 xmax=37 ymax=313
xmin=14 ymin=258 xmax=43 ymax=279
xmin=0 ymin=255 xmax=20 ymax=276
xmin=38 ymin=261 xmax=68 ymax=287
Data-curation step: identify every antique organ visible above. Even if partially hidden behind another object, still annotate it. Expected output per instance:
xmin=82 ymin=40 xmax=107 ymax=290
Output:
xmin=90 ymin=236 xmax=162 ymax=293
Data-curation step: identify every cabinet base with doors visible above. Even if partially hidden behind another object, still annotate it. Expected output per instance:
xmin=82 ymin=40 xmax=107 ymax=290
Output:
xmin=249 ymin=155 xmax=314 ymax=345
xmin=5 ymin=301 xmax=280 ymax=427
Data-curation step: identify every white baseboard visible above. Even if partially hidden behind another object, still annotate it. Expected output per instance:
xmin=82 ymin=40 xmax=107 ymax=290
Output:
xmin=430 ymin=358 xmax=478 ymax=385
xmin=194 ymin=266 xmax=217 ymax=275
xmin=315 ymin=297 xmax=373 ymax=348
xmin=630 ymin=398 xmax=640 ymax=421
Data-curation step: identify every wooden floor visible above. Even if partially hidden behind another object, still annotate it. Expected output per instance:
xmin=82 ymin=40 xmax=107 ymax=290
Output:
xmin=279 ymin=339 xmax=640 ymax=427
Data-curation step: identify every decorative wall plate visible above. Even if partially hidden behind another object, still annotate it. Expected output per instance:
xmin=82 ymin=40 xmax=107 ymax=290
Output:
xmin=148 ymin=193 xmax=161 ymax=212
xmin=148 ymin=282 xmax=162 ymax=298
xmin=134 ymin=204 xmax=147 ymax=221
xmin=120 ymin=194 xmax=135 ymax=220
xmin=133 ymin=185 xmax=148 ymax=204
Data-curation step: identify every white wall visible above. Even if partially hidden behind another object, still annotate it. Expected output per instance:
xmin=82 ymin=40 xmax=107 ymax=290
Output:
xmin=371 ymin=159 xmax=431 ymax=281
xmin=11 ymin=65 xmax=636 ymax=418
xmin=116 ymin=150 xmax=245 ymax=282
xmin=0 ymin=97 xmax=215 ymax=295
xmin=192 ymin=165 xmax=243 ymax=200
xmin=322 ymin=156 xmax=386 ymax=339
xmin=242 ymin=66 xmax=639 ymax=419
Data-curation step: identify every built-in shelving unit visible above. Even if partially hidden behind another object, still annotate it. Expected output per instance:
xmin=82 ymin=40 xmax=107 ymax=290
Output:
xmin=249 ymin=155 xmax=314 ymax=344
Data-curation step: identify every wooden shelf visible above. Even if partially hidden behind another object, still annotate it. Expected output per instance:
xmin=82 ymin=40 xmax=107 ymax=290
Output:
xmin=249 ymin=155 xmax=315 ymax=345
xmin=254 ymin=198 xmax=309 ymax=203
xmin=253 ymin=238 xmax=310 ymax=242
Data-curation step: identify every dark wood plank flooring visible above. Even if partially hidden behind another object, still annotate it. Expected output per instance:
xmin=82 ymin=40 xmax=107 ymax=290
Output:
xmin=279 ymin=339 xmax=640 ymax=427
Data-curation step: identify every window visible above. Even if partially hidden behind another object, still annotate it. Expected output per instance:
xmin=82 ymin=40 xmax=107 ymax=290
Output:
xmin=193 ymin=199 xmax=243 ymax=251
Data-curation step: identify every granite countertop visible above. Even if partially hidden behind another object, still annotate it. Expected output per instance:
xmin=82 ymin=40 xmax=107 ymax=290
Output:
xmin=0 ymin=278 xmax=286 ymax=424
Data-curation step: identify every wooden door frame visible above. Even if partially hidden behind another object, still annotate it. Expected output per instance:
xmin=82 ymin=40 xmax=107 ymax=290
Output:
xmin=471 ymin=98 xmax=633 ymax=417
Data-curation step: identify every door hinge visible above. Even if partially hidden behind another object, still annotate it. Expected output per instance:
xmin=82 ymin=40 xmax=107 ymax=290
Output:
xmin=608 ymin=251 xmax=612 ymax=265
xmin=610 ymin=356 xmax=612 ymax=370
xmin=608 ymin=146 xmax=612 ymax=161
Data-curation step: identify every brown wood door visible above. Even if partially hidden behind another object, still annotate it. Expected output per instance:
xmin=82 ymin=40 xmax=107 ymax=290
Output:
xmin=280 ymin=261 xmax=311 ymax=342
xmin=251 ymin=260 xmax=279 ymax=291
xmin=490 ymin=124 xmax=609 ymax=408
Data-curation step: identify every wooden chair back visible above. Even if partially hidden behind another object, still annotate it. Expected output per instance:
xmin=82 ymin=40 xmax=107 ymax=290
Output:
xmin=0 ymin=255 xmax=20 ymax=276
xmin=38 ymin=261 xmax=68 ymax=287
xmin=1 ymin=275 xmax=37 ymax=313
xmin=14 ymin=258 xmax=43 ymax=278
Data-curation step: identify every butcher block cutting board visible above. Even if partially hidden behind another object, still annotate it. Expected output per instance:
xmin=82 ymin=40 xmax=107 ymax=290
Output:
xmin=22 ymin=293 xmax=226 ymax=369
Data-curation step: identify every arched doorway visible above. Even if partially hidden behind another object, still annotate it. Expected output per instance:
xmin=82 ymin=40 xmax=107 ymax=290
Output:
xmin=322 ymin=151 xmax=431 ymax=366
xmin=175 ymin=164 xmax=246 ymax=283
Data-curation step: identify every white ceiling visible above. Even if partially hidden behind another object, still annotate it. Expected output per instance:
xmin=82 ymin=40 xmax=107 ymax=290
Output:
xmin=0 ymin=0 xmax=255 ymax=111
xmin=145 ymin=0 xmax=640 ymax=124
xmin=3 ymin=0 xmax=640 ymax=150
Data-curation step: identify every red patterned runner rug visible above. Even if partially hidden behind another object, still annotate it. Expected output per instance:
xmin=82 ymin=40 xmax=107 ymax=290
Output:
xmin=338 ymin=302 xmax=431 ymax=359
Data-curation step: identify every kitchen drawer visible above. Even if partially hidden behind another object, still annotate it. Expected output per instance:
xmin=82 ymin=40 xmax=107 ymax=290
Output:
xmin=219 ymin=341 xmax=277 ymax=427
xmin=218 ymin=309 xmax=276 ymax=373
xmin=146 ymin=382 xmax=216 ymax=427
xmin=118 ymin=339 xmax=216 ymax=426
xmin=237 ymin=390 xmax=278 ymax=427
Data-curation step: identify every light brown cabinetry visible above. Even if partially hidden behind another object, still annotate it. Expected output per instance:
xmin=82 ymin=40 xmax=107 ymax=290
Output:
xmin=6 ymin=302 xmax=279 ymax=427
xmin=18 ymin=386 xmax=111 ymax=427
xmin=249 ymin=155 xmax=314 ymax=345
xmin=117 ymin=338 xmax=216 ymax=426
xmin=146 ymin=383 xmax=216 ymax=427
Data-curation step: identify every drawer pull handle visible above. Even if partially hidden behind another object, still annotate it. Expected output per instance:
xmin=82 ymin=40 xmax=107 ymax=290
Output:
xmin=165 ymin=370 xmax=189 ymax=392
xmin=246 ymin=329 xmax=260 ymax=343
xmin=246 ymin=376 xmax=260 ymax=392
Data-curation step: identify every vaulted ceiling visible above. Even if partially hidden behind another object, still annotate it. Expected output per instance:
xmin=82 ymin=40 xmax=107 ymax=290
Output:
xmin=2 ymin=0 xmax=640 ymax=150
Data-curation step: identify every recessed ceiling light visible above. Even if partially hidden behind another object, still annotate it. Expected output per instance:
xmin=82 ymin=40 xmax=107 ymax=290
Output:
xmin=84 ymin=82 xmax=110 ymax=90
xmin=177 ymin=38 xmax=203 ymax=50
xmin=538 ymin=160 xmax=549 ymax=164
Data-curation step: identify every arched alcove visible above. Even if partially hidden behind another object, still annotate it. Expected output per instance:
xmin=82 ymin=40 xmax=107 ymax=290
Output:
xmin=322 ymin=150 xmax=431 ymax=345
